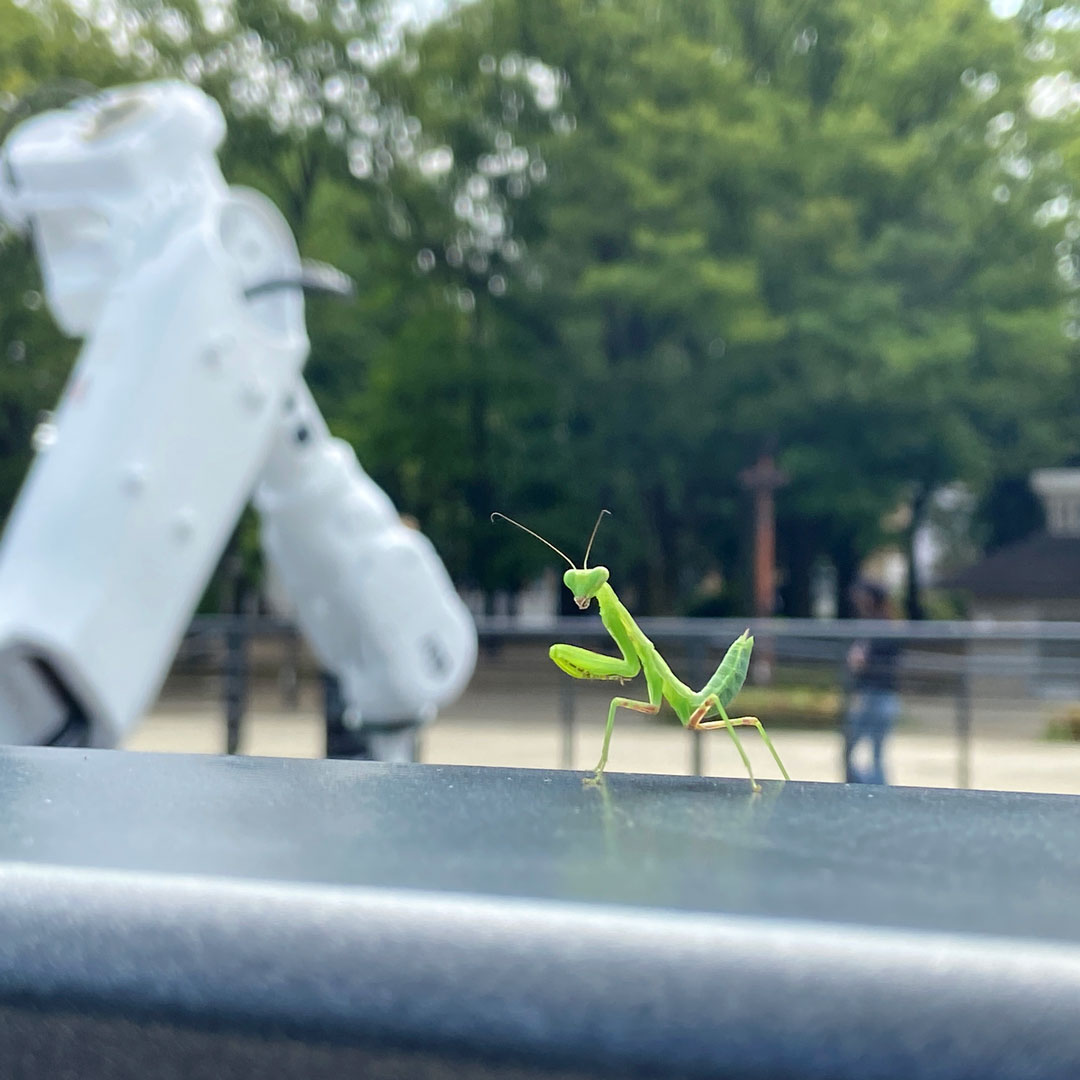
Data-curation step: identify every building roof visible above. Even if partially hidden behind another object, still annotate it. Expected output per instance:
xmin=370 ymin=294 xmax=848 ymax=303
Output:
xmin=944 ymin=533 xmax=1080 ymax=598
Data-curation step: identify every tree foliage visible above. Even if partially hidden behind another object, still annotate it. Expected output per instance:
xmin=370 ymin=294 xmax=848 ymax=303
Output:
xmin=2 ymin=0 xmax=1080 ymax=615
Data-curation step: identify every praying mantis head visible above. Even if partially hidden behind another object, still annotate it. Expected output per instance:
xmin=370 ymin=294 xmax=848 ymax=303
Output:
xmin=563 ymin=566 xmax=610 ymax=610
xmin=491 ymin=509 xmax=611 ymax=610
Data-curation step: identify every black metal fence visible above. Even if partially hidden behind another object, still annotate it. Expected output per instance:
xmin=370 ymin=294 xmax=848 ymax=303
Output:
xmin=172 ymin=615 xmax=1080 ymax=787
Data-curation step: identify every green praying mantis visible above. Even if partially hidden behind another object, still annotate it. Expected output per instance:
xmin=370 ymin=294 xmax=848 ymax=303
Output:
xmin=492 ymin=510 xmax=791 ymax=792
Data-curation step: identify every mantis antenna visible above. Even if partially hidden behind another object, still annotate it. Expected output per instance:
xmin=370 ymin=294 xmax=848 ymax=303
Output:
xmin=490 ymin=512 xmax=576 ymax=569
xmin=582 ymin=509 xmax=611 ymax=569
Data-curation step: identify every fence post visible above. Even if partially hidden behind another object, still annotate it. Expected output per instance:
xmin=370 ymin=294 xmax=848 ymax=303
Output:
xmin=280 ymin=624 xmax=301 ymax=709
xmin=559 ymin=678 xmax=576 ymax=770
xmin=223 ymin=614 xmax=248 ymax=756
xmin=956 ymin=650 xmax=973 ymax=790
xmin=837 ymin=640 xmax=853 ymax=782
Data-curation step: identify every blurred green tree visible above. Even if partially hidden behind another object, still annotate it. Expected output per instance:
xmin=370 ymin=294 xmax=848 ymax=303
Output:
xmin=4 ymin=0 xmax=1080 ymax=618
xmin=405 ymin=0 xmax=1080 ymax=615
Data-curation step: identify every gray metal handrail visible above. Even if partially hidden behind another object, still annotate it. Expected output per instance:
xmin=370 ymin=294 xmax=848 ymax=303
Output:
xmin=189 ymin=613 xmax=1080 ymax=642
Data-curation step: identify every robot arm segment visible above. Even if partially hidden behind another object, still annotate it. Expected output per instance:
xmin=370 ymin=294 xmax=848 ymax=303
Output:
xmin=255 ymin=380 xmax=478 ymax=728
xmin=0 ymin=83 xmax=310 ymax=745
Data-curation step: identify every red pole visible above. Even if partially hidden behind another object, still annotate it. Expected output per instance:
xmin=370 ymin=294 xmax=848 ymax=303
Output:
xmin=740 ymin=453 xmax=787 ymax=618
xmin=740 ymin=454 xmax=787 ymax=684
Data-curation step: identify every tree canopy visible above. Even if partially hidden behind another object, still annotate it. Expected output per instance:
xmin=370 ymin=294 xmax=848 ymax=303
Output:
xmin=2 ymin=0 xmax=1079 ymax=615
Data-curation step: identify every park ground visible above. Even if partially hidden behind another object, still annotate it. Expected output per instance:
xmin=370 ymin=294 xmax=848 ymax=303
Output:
xmin=127 ymin=640 xmax=1080 ymax=795
xmin=124 ymin=709 xmax=1080 ymax=795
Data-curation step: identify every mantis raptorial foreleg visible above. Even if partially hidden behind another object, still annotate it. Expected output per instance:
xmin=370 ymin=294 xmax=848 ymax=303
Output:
xmin=549 ymin=643 xmax=639 ymax=682
xmin=551 ymin=641 xmax=656 ymax=780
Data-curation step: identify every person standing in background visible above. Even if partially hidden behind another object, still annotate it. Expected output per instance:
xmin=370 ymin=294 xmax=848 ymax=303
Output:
xmin=844 ymin=580 xmax=902 ymax=784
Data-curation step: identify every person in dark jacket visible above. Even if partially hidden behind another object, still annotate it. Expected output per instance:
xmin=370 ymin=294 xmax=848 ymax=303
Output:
xmin=844 ymin=580 xmax=902 ymax=784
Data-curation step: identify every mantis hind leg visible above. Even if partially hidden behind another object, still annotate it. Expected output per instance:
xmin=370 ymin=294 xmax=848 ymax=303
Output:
xmin=689 ymin=698 xmax=791 ymax=790
xmin=690 ymin=706 xmax=759 ymax=793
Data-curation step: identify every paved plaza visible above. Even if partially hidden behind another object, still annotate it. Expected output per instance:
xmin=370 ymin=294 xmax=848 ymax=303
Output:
xmin=125 ymin=701 xmax=1080 ymax=796
xmin=129 ymin=638 xmax=1080 ymax=794
xmin=126 ymin=635 xmax=1080 ymax=790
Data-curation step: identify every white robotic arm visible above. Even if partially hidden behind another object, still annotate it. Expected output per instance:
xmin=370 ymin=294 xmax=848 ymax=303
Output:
xmin=0 ymin=80 xmax=476 ymax=748
xmin=255 ymin=379 xmax=477 ymax=733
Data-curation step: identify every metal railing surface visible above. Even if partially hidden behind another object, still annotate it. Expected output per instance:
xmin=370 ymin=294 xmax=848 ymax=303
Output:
xmin=6 ymin=746 xmax=1080 ymax=1080
xmin=189 ymin=613 xmax=1080 ymax=641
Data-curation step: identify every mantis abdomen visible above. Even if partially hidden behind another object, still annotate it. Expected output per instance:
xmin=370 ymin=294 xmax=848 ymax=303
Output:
xmin=695 ymin=630 xmax=753 ymax=707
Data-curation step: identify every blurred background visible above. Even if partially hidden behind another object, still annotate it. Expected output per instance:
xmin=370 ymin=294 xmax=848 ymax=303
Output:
xmin=6 ymin=0 xmax=1080 ymax=791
